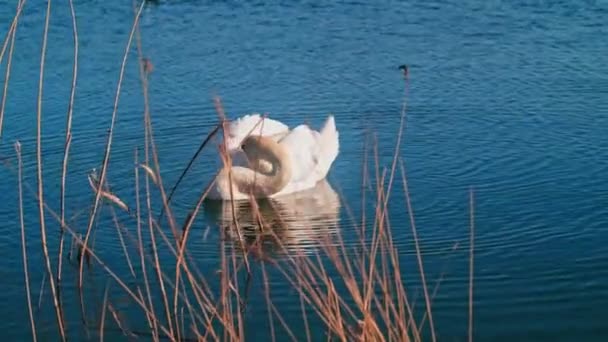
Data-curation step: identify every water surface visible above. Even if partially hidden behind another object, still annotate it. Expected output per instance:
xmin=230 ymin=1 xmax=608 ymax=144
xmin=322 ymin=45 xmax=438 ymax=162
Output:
xmin=1 ymin=0 xmax=608 ymax=340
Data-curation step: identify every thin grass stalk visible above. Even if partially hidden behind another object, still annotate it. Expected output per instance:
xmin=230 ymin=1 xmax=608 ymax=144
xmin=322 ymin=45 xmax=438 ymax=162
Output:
xmin=261 ymin=263 xmax=299 ymax=342
xmin=382 ymin=66 xmax=410 ymax=208
xmin=0 ymin=0 xmax=21 ymax=137
xmin=298 ymin=273 xmax=312 ymax=342
xmin=468 ymin=188 xmax=475 ymax=342
xmin=35 ymin=0 xmax=67 ymax=338
xmin=99 ymin=282 xmax=110 ymax=341
xmin=275 ymin=263 xmax=341 ymax=337
xmin=106 ymin=192 xmax=137 ymax=278
xmin=130 ymin=16 xmax=219 ymax=336
xmin=261 ymin=261 xmax=277 ymax=342
xmin=213 ymin=96 xmax=252 ymax=273
xmin=172 ymin=152 xmax=219 ymax=334
xmin=135 ymin=148 xmax=159 ymax=340
xmin=43 ymin=198 xmax=176 ymax=339
xmin=375 ymin=175 xmax=415 ymax=341
xmin=57 ymin=0 xmax=79 ymax=299
xmin=37 ymin=272 xmax=46 ymax=311
xmin=148 ymin=220 xmax=220 ymax=329
xmin=358 ymin=131 xmax=370 ymax=276
xmin=0 ymin=0 xmax=26 ymax=67
xmin=399 ymin=161 xmax=436 ymax=342
xmin=16 ymin=141 xmax=37 ymax=342
xmin=229 ymin=228 xmax=245 ymax=340
xmin=160 ymin=123 xmax=220 ymax=222
xmin=79 ymin=0 xmax=146 ymax=290
xmin=106 ymin=303 xmax=134 ymax=338
xmin=1 ymin=111 xmax=176 ymax=340
xmin=131 ymin=3 xmax=180 ymax=247
xmin=129 ymin=3 xmax=172 ymax=335
xmin=131 ymin=26 xmax=178 ymax=336
xmin=146 ymin=177 xmax=175 ymax=337
xmin=363 ymin=165 xmax=386 ymax=312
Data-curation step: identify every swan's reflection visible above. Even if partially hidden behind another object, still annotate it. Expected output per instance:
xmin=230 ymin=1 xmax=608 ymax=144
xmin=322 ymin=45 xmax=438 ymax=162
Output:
xmin=204 ymin=180 xmax=341 ymax=256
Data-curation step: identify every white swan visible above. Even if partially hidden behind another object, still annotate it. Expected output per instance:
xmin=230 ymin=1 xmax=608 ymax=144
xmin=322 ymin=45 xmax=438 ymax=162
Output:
xmin=207 ymin=134 xmax=293 ymax=200
xmin=211 ymin=114 xmax=339 ymax=200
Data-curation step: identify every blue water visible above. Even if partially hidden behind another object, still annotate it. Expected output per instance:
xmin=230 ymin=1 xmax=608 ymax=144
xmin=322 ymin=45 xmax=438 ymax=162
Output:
xmin=1 ymin=0 xmax=608 ymax=340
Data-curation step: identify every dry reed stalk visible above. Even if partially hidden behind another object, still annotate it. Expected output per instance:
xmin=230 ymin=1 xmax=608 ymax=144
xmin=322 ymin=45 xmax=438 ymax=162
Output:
xmin=135 ymin=148 xmax=159 ymax=340
xmin=0 ymin=0 xmax=22 ymax=137
xmin=468 ymin=188 xmax=475 ymax=342
xmin=298 ymin=274 xmax=312 ymax=342
xmin=413 ymin=261 xmax=450 ymax=335
xmin=99 ymin=282 xmax=110 ymax=341
xmin=130 ymin=12 xmax=219 ymax=339
xmin=172 ymin=177 xmax=218 ymax=339
xmin=146 ymin=219 xmax=220 ymax=327
xmin=16 ymin=141 xmax=37 ymax=342
xmin=260 ymin=262 xmax=299 ymax=342
xmin=263 ymin=132 xmax=421 ymax=341
xmin=37 ymin=272 xmax=46 ymax=311
xmin=54 ymin=204 xmax=176 ymax=339
xmin=57 ymin=0 xmax=79 ymax=305
xmin=399 ymin=161 xmax=436 ymax=342
xmin=0 ymin=0 xmax=26 ymax=66
xmin=130 ymin=2 xmax=180 ymax=250
xmin=145 ymin=177 xmax=175 ymax=338
xmin=87 ymin=173 xmax=131 ymax=213
xmin=35 ymin=0 xmax=67 ymax=338
xmin=374 ymin=170 xmax=416 ymax=341
xmin=1 ymin=147 xmax=177 ymax=340
xmin=273 ymin=244 xmax=358 ymax=339
xmin=383 ymin=69 xmax=410 ymax=207
xmin=213 ymin=96 xmax=252 ymax=275
xmin=79 ymin=0 xmax=146 ymax=291
xmin=229 ymin=246 xmax=247 ymax=340
xmin=160 ymin=123 xmax=220 ymax=221
xmin=108 ymin=200 xmax=137 ymax=278
xmin=128 ymin=4 xmax=175 ymax=336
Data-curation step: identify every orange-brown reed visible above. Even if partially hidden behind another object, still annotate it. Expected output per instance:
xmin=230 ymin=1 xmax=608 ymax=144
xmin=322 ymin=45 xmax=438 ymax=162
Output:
xmin=1 ymin=1 xmax=475 ymax=341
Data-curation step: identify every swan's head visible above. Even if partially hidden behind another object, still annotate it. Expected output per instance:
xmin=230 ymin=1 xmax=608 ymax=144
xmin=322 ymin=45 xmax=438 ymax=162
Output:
xmin=240 ymin=135 xmax=263 ymax=155
xmin=224 ymin=114 xmax=290 ymax=152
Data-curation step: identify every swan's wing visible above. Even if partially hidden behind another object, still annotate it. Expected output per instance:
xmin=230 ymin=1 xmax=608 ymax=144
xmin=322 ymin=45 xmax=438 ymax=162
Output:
xmin=225 ymin=114 xmax=289 ymax=151
xmin=279 ymin=124 xmax=321 ymax=184
xmin=279 ymin=115 xmax=339 ymax=184
xmin=311 ymin=115 xmax=339 ymax=181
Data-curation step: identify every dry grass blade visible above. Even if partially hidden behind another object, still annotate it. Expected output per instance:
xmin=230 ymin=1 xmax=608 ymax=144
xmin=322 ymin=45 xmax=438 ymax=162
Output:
xmin=469 ymin=188 xmax=475 ymax=342
xmin=35 ymin=0 xmax=67 ymax=339
xmin=0 ymin=0 xmax=22 ymax=137
xmin=0 ymin=0 xmax=26 ymax=65
xmin=134 ymin=148 xmax=159 ymax=340
xmin=47 ymin=199 xmax=175 ymax=339
xmin=399 ymin=160 xmax=436 ymax=342
xmin=172 ymin=173 xmax=218 ymax=339
xmin=99 ymin=282 xmax=110 ymax=342
xmin=16 ymin=141 xmax=37 ymax=342
xmin=79 ymin=0 xmax=146 ymax=291
xmin=213 ymin=96 xmax=251 ymax=276
xmin=159 ymin=123 xmax=220 ymax=222
xmin=87 ymin=172 xmax=131 ymax=213
xmin=57 ymin=0 xmax=79 ymax=300
xmin=139 ymin=163 xmax=159 ymax=186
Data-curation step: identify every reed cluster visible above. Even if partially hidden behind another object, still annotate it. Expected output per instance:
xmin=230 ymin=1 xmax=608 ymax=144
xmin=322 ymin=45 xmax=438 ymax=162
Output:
xmin=1 ymin=1 xmax=474 ymax=341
